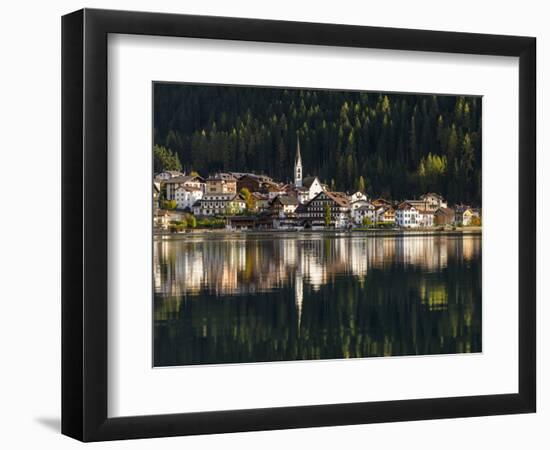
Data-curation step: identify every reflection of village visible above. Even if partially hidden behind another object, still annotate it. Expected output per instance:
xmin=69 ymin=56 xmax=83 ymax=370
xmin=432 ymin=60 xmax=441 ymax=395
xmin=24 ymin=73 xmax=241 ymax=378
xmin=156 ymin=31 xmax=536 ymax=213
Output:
xmin=153 ymin=138 xmax=481 ymax=232
xmin=154 ymin=234 xmax=480 ymax=323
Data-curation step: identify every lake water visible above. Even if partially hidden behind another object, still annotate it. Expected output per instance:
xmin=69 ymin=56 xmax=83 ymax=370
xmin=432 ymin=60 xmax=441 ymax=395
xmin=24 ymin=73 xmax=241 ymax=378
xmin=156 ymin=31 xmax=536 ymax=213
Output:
xmin=153 ymin=232 xmax=481 ymax=366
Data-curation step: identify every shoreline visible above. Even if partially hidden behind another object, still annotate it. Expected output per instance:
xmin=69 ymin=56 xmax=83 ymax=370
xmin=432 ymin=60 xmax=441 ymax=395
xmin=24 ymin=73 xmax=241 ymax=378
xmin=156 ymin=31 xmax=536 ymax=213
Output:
xmin=154 ymin=227 xmax=482 ymax=239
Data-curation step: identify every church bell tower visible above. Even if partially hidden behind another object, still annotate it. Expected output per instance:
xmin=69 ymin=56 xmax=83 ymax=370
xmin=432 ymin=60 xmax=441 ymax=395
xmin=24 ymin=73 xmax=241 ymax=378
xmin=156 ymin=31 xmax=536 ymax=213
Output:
xmin=294 ymin=135 xmax=303 ymax=187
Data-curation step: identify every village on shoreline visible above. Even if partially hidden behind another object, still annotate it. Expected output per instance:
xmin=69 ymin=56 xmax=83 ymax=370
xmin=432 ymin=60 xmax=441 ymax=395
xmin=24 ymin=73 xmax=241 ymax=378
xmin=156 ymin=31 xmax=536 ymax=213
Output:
xmin=154 ymin=139 xmax=481 ymax=234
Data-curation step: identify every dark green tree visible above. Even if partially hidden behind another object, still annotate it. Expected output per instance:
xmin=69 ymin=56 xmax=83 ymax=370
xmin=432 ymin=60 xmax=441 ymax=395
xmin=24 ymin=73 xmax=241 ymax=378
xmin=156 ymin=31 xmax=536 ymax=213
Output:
xmin=154 ymin=145 xmax=182 ymax=173
xmin=154 ymin=85 xmax=482 ymax=205
xmin=324 ymin=204 xmax=332 ymax=227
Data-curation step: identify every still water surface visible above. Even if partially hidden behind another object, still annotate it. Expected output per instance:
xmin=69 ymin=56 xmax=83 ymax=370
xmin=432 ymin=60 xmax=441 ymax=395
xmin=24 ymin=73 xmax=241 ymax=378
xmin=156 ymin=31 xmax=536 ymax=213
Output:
xmin=154 ymin=232 xmax=481 ymax=366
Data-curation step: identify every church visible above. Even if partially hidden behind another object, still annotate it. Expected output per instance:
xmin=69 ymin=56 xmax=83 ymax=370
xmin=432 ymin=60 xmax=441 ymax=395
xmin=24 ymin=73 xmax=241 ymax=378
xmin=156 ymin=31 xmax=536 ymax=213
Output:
xmin=293 ymin=135 xmax=324 ymax=203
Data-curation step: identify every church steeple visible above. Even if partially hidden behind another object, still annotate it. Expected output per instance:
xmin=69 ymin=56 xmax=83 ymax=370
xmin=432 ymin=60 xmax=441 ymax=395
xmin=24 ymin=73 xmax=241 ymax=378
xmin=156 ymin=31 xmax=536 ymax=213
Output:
xmin=294 ymin=134 xmax=303 ymax=187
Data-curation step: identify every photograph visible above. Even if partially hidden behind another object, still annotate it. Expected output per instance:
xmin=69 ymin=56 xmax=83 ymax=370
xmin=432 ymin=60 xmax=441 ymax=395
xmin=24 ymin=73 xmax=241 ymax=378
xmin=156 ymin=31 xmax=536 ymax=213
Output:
xmin=152 ymin=83 xmax=482 ymax=367
xmin=0 ymin=0 xmax=541 ymax=446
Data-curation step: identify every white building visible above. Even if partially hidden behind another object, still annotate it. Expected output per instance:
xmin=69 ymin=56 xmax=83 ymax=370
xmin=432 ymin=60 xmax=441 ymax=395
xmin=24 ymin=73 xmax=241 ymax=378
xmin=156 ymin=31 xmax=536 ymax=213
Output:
xmin=351 ymin=202 xmax=375 ymax=225
xmin=455 ymin=205 xmax=474 ymax=225
xmin=299 ymin=176 xmax=324 ymax=203
xmin=153 ymin=209 xmax=169 ymax=230
xmin=417 ymin=209 xmax=435 ymax=227
xmin=153 ymin=209 xmax=183 ymax=230
xmin=192 ymin=193 xmax=246 ymax=216
xmin=350 ymin=198 xmax=371 ymax=211
xmin=298 ymin=191 xmax=351 ymax=229
xmin=270 ymin=195 xmax=299 ymax=217
xmin=205 ymin=173 xmax=237 ymax=195
xmin=155 ymin=170 xmax=184 ymax=181
xmin=420 ymin=193 xmax=447 ymax=211
xmin=375 ymin=206 xmax=396 ymax=225
xmin=396 ymin=202 xmax=420 ymax=228
xmin=348 ymin=191 xmax=368 ymax=203
xmin=164 ymin=175 xmax=205 ymax=200
xmin=174 ymin=186 xmax=203 ymax=211
xmin=396 ymin=202 xmax=435 ymax=228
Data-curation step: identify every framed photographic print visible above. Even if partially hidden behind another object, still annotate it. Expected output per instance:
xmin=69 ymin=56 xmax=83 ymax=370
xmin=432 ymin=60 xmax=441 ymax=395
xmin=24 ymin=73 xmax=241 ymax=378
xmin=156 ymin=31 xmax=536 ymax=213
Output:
xmin=62 ymin=8 xmax=536 ymax=441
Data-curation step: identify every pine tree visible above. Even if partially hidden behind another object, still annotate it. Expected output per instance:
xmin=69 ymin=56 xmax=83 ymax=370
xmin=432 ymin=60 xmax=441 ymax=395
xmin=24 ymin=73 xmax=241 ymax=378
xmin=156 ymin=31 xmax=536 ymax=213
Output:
xmin=324 ymin=204 xmax=331 ymax=227
xmin=153 ymin=145 xmax=182 ymax=173
xmin=446 ymin=124 xmax=458 ymax=162
xmin=357 ymin=176 xmax=366 ymax=193
xmin=154 ymin=85 xmax=482 ymax=205
xmin=409 ymin=112 xmax=418 ymax=169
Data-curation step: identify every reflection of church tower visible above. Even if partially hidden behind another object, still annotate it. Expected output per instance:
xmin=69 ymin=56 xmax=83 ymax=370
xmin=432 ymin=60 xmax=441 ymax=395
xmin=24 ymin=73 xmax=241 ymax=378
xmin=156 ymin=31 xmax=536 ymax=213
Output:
xmin=295 ymin=271 xmax=303 ymax=331
xmin=294 ymin=135 xmax=303 ymax=187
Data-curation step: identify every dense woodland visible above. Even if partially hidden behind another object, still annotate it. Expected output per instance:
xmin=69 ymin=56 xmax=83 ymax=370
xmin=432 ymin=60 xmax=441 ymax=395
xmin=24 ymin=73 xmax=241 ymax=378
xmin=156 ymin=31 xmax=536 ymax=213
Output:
xmin=154 ymin=84 xmax=482 ymax=205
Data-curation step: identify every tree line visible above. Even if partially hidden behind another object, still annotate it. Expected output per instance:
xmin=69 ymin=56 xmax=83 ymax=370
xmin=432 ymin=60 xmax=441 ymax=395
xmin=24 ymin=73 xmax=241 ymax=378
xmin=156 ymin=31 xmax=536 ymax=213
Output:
xmin=154 ymin=84 xmax=481 ymax=205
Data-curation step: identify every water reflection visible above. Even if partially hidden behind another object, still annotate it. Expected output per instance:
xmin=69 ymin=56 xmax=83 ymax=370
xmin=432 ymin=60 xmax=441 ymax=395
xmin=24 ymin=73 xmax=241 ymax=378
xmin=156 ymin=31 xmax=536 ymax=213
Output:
xmin=154 ymin=233 xmax=481 ymax=366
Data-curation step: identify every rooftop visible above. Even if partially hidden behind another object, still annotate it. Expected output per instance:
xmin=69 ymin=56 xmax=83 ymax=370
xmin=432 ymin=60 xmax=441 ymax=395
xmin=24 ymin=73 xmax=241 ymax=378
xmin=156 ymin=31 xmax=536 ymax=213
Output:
xmin=455 ymin=205 xmax=472 ymax=214
xmin=435 ymin=207 xmax=455 ymax=215
xmin=421 ymin=192 xmax=444 ymax=200
xmin=274 ymin=195 xmax=299 ymax=206
xmin=162 ymin=175 xmax=204 ymax=184
xmin=207 ymin=173 xmax=236 ymax=182
xmin=302 ymin=176 xmax=320 ymax=188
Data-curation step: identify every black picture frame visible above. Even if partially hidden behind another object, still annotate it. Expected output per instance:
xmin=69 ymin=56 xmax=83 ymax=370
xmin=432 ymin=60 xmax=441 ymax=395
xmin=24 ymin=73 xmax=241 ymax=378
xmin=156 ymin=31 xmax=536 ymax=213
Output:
xmin=62 ymin=8 xmax=536 ymax=442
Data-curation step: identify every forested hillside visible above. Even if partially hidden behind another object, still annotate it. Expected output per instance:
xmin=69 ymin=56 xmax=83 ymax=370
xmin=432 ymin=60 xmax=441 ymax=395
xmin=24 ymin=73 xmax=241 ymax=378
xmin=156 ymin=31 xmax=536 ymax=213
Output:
xmin=154 ymin=83 xmax=481 ymax=205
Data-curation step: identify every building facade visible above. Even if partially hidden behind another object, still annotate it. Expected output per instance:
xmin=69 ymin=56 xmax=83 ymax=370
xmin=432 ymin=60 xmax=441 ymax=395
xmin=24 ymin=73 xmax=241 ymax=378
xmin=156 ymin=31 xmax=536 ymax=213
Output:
xmin=270 ymin=195 xmax=299 ymax=216
xmin=375 ymin=206 xmax=396 ymax=225
xmin=352 ymin=205 xmax=376 ymax=225
xmin=348 ymin=191 xmax=368 ymax=203
xmin=174 ymin=186 xmax=203 ymax=210
xmin=205 ymin=173 xmax=237 ymax=195
xmin=251 ymin=192 xmax=271 ymax=212
xmin=420 ymin=193 xmax=447 ymax=211
xmin=193 ymin=193 xmax=246 ymax=216
xmin=297 ymin=191 xmax=351 ymax=228
xmin=455 ymin=205 xmax=474 ymax=225
xmin=299 ymin=176 xmax=324 ymax=203
xmin=396 ymin=202 xmax=420 ymax=228
xmin=264 ymin=182 xmax=287 ymax=200
xmin=235 ymin=173 xmax=273 ymax=193
xmin=164 ymin=175 xmax=205 ymax=200
xmin=155 ymin=170 xmax=184 ymax=181
xmin=434 ymin=207 xmax=455 ymax=226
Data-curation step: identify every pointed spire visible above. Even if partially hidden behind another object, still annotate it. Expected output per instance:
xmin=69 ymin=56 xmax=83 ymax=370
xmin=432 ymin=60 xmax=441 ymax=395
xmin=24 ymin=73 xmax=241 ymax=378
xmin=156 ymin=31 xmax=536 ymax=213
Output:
xmin=295 ymin=133 xmax=302 ymax=164
xmin=294 ymin=132 xmax=303 ymax=187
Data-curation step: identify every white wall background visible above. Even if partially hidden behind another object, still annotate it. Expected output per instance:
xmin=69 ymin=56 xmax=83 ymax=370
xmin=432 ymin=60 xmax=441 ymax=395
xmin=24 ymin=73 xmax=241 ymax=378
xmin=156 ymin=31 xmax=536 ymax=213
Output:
xmin=0 ymin=0 xmax=546 ymax=448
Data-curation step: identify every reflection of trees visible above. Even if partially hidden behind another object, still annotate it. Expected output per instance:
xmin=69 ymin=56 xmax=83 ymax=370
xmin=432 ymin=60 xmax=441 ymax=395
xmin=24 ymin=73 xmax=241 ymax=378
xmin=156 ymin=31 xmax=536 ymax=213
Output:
xmin=154 ymin=234 xmax=482 ymax=366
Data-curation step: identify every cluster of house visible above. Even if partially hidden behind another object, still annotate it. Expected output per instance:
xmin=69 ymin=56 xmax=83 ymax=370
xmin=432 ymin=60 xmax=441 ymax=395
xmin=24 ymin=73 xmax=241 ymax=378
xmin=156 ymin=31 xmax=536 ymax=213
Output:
xmin=154 ymin=139 xmax=480 ymax=230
